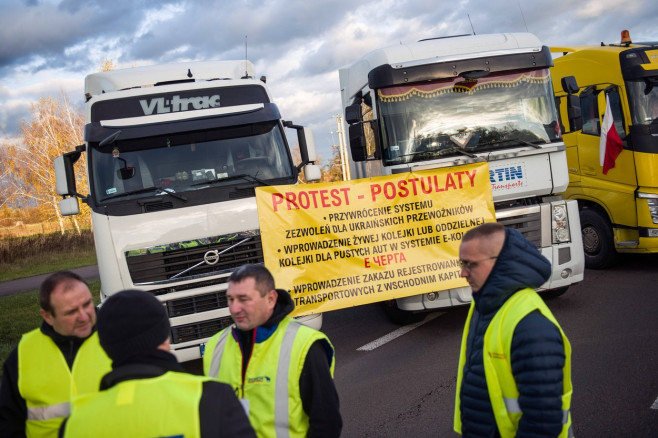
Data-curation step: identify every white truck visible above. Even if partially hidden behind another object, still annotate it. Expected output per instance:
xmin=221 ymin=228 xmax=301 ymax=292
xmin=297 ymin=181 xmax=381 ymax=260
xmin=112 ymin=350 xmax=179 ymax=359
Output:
xmin=54 ymin=61 xmax=322 ymax=361
xmin=339 ymin=33 xmax=585 ymax=323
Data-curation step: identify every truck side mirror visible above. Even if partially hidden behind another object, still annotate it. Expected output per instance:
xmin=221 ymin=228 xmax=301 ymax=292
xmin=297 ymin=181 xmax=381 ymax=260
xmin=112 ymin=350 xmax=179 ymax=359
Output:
xmin=561 ymin=76 xmax=579 ymax=94
xmin=54 ymin=148 xmax=84 ymax=216
xmin=345 ymin=103 xmax=362 ymax=125
xmin=566 ymin=95 xmax=583 ymax=132
xmin=348 ymin=123 xmax=368 ymax=162
xmin=283 ymin=121 xmax=317 ymax=165
xmin=303 ymin=164 xmax=322 ymax=182
xmin=59 ymin=197 xmax=80 ymax=216
xmin=561 ymin=76 xmax=583 ymax=132
xmin=299 ymin=128 xmax=317 ymax=163
xmin=54 ymin=152 xmax=80 ymax=196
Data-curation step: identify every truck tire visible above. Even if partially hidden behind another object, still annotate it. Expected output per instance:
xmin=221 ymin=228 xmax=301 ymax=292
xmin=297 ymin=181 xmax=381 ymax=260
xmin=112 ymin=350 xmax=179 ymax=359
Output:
xmin=580 ymin=208 xmax=618 ymax=269
xmin=540 ymin=286 xmax=569 ymax=299
xmin=382 ymin=300 xmax=426 ymax=325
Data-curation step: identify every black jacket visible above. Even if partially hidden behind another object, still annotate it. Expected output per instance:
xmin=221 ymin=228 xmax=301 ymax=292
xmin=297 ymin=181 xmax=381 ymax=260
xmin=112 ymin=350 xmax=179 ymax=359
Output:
xmin=59 ymin=349 xmax=255 ymax=437
xmin=459 ymin=228 xmax=567 ymax=437
xmin=232 ymin=288 xmax=342 ymax=438
xmin=0 ymin=320 xmax=93 ymax=438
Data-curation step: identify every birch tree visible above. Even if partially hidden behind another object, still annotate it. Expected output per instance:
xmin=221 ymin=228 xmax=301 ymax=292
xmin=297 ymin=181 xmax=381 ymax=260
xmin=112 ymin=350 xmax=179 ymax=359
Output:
xmin=6 ymin=93 xmax=88 ymax=233
xmin=322 ymin=145 xmax=344 ymax=182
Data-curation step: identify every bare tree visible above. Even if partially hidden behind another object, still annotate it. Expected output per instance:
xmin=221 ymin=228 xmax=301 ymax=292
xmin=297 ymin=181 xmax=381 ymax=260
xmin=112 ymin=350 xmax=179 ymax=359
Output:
xmin=322 ymin=144 xmax=344 ymax=182
xmin=5 ymin=92 xmax=88 ymax=233
xmin=0 ymin=146 xmax=19 ymax=210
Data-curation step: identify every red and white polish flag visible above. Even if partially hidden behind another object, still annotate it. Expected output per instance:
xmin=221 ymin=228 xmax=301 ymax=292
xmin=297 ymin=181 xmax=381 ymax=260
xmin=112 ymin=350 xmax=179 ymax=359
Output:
xmin=599 ymin=94 xmax=624 ymax=175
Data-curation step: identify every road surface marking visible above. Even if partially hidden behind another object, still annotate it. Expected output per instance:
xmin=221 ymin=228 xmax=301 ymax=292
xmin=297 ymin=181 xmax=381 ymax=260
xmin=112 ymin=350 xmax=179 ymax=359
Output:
xmin=651 ymin=396 xmax=658 ymax=410
xmin=356 ymin=312 xmax=445 ymax=351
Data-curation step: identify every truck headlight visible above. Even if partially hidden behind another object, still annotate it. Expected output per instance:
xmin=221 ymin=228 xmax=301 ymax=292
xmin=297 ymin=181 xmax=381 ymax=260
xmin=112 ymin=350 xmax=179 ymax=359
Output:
xmin=637 ymin=193 xmax=658 ymax=225
xmin=647 ymin=198 xmax=658 ymax=224
xmin=552 ymin=204 xmax=571 ymax=243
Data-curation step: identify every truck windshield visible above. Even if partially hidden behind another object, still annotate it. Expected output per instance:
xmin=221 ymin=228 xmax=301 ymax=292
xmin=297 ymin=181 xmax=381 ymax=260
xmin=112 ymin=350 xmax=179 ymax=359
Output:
xmin=90 ymin=121 xmax=293 ymax=203
xmin=376 ymin=68 xmax=561 ymax=165
xmin=626 ymin=79 xmax=658 ymax=126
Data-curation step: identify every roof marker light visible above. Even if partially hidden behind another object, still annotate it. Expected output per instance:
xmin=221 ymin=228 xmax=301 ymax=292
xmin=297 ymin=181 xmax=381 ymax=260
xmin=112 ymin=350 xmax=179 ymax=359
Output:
xmin=621 ymin=30 xmax=632 ymax=44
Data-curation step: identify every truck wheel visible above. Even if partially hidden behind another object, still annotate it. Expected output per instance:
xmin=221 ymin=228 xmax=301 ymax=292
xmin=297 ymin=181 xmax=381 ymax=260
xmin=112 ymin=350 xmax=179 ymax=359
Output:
xmin=580 ymin=208 xmax=618 ymax=269
xmin=540 ymin=286 xmax=569 ymax=299
xmin=382 ymin=300 xmax=426 ymax=325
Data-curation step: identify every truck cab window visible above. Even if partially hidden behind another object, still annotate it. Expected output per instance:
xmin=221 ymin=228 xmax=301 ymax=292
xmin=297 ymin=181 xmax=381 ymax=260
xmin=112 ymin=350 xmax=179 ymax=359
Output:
xmin=606 ymin=88 xmax=627 ymax=140
xmin=375 ymin=68 xmax=560 ymax=165
xmin=627 ymin=80 xmax=658 ymax=126
xmin=91 ymin=122 xmax=293 ymax=202
xmin=579 ymin=88 xmax=600 ymax=136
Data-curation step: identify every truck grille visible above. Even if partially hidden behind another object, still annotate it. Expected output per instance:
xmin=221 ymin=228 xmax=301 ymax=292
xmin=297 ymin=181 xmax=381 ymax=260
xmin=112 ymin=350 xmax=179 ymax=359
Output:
xmin=125 ymin=231 xmax=262 ymax=347
xmin=497 ymin=210 xmax=541 ymax=247
xmin=125 ymin=231 xmax=263 ymax=284
xmin=166 ymin=291 xmax=228 ymax=318
xmin=171 ymin=315 xmax=234 ymax=344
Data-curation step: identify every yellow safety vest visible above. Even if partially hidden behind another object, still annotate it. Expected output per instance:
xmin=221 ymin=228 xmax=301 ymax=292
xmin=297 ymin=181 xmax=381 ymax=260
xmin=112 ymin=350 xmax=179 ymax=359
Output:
xmin=204 ymin=317 xmax=335 ymax=438
xmin=17 ymin=329 xmax=111 ymax=438
xmin=454 ymin=288 xmax=573 ymax=437
xmin=62 ymin=371 xmax=213 ymax=437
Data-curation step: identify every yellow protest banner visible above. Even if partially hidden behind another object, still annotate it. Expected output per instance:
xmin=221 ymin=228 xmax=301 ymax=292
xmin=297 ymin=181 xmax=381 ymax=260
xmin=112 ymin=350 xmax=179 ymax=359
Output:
xmin=255 ymin=162 xmax=495 ymax=316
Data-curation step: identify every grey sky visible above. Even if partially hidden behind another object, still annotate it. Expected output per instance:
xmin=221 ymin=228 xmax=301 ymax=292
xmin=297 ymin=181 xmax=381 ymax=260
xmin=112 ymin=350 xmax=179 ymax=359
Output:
xmin=1 ymin=0 xmax=657 ymax=161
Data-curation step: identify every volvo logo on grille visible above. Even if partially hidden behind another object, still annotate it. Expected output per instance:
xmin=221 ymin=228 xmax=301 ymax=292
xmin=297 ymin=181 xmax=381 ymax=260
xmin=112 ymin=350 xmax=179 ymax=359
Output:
xmin=168 ymin=235 xmax=254 ymax=281
xmin=204 ymin=250 xmax=220 ymax=265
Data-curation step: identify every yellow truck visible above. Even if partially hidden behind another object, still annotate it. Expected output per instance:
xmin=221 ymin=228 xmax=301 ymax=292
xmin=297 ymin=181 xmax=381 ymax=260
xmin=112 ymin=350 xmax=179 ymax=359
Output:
xmin=551 ymin=30 xmax=658 ymax=268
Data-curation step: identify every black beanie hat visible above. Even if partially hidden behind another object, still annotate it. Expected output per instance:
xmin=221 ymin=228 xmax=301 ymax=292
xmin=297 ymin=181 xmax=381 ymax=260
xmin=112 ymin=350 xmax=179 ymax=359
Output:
xmin=97 ymin=289 xmax=170 ymax=363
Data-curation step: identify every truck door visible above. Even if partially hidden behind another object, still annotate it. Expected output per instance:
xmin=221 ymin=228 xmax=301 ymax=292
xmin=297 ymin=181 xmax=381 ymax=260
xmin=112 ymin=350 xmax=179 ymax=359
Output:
xmin=576 ymin=86 xmax=636 ymax=185
xmin=577 ymin=85 xmax=638 ymax=243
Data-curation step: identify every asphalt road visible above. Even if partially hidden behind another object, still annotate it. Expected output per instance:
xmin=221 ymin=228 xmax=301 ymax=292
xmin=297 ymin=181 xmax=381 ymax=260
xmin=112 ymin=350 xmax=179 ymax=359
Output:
xmin=186 ymin=254 xmax=658 ymax=436
xmin=5 ymin=255 xmax=657 ymax=436
xmin=320 ymin=253 xmax=658 ymax=437
xmin=0 ymin=265 xmax=99 ymax=297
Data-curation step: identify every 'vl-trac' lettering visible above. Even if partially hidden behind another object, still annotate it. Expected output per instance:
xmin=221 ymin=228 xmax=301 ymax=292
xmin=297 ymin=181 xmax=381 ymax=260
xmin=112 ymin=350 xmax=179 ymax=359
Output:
xmin=139 ymin=95 xmax=221 ymax=115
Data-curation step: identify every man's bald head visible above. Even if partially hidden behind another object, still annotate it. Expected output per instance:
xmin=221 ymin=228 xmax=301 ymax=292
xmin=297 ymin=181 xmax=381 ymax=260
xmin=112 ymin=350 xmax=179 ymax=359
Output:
xmin=459 ymin=223 xmax=506 ymax=293
xmin=461 ymin=222 xmax=506 ymax=257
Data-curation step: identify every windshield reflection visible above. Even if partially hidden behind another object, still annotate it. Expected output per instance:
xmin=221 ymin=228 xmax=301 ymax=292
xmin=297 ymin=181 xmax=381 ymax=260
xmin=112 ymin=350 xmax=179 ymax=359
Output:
xmin=377 ymin=69 xmax=560 ymax=165
xmin=627 ymin=80 xmax=658 ymax=125
xmin=91 ymin=122 xmax=293 ymax=203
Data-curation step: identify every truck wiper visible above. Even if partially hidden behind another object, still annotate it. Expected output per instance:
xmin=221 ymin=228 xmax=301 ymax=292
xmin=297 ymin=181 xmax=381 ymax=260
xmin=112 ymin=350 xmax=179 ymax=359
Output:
xmin=397 ymin=146 xmax=477 ymax=160
xmin=441 ymin=147 xmax=477 ymax=158
xmin=102 ymin=187 xmax=187 ymax=202
xmin=477 ymin=138 xmax=546 ymax=149
xmin=513 ymin=138 xmax=544 ymax=149
xmin=191 ymin=173 xmax=271 ymax=187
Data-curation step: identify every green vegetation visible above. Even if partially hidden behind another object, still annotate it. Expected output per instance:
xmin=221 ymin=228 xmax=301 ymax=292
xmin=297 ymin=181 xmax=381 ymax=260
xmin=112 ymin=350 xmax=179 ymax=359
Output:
xmin=0 ymin=280 xmax=101 ymax=378
xmin=0 ymin=230 xmax=98 ymax=376
xmin=0 ymin=291 xmax=41 ymax=368
xmin=0 ymin=230 xmax=97 ymax=281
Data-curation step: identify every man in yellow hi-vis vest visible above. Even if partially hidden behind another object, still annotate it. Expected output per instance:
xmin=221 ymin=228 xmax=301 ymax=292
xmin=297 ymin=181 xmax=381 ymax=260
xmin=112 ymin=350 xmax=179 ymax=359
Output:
xmin=60 ymin=289 xmax=255 ymax=437
xmin=0 ymin=271 xmax=111 ymax=438
xmin=454 ymin=223 xmax=573 ymax=438
xmin=203 ymin=264 xmax=342 ymax=438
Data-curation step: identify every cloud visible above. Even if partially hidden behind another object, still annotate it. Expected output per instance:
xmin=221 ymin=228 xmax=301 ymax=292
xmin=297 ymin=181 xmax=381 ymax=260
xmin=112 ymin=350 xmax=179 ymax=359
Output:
xmin=0 ymin=100 xmax=31 ymax=136
xmin=1 ymin=0 xmax=657 ymax=162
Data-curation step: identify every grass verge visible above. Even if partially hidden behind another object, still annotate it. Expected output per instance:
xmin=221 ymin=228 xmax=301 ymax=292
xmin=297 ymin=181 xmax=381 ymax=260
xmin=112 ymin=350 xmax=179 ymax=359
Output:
xmin=0 ymin=230 xmax=97 ymax=282
xmin=0 ymin=280 xmax=101 ymax=378
xmin=0 ymin=251 xmax=97 ymax=282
